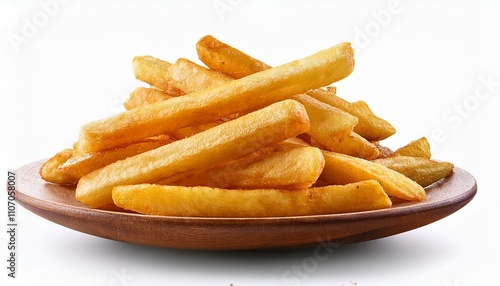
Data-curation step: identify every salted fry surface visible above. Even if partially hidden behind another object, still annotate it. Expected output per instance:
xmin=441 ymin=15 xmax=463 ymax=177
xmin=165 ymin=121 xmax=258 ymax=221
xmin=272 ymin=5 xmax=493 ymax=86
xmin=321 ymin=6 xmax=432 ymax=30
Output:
xmin=112 ymin=180 xmax=391 ymax=217
xmin=170 ymin=146 xmax=324 ymax=190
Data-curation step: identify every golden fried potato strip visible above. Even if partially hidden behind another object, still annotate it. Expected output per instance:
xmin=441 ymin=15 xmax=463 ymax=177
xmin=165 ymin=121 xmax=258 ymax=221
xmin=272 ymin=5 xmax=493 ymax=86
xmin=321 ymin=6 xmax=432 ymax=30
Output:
xmin=77 ymin=42 xmax=354 ymax=153
xmin=311 ymin=131 xmax=380 ymax=160
xmin=112 ymin=180 xmax=391 ymax=217
xmin=39 ymin=149 xmax=79 ymax=185
xmin=196 ymin=35 xmax=271 ymax=79
xmin=166 ymin=58 xmax=233 ymax=93
xmin=391 ymin=137 xmax=431 ymax=158
xmin=320 ymin=151 xmax=426 ymax=201
xmin=306 ymin=89 xmax=396 ymax=141
xmin=132 ymin=55 xmax=184 ymax=95
xmin=75 ymin=99 xmax=310 ymax=208
xmin=124 ymin=87 xmax=174 ymax=110
xmin=170 ymin=146 xmax=324 ymax=190
xmin=372 ymin=156 xmax=454 ymax=187
xmin=59 ymin=135 xmax=174 ymax=179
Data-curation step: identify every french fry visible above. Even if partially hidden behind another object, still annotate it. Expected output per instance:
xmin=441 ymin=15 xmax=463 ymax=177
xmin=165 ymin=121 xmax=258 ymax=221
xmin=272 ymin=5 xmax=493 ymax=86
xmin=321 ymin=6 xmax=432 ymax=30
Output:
xmin=320 ymin=151 xmax=426 ymax=201
xmin=131 ymin=59 xmax=237 ymax=139
xmin=170 ymin=146 xmax=324 ymax=190
xmin=39 ymin=149 xmax=79 ymax=185
xmin=75 ymin=99 xmax=310 ymax=208
xmin=166 ymin=58 xmax=233 ymax=93
xmin=372 ymin=156 xmax=454 ymax=187
xmin=132 ymin=56 xmax=184 ymax=95
xmin=122 ymin=87 xmax=235 ymax=139
xmin=196 ymin=35 xmax=271 ymax=79
xmin=59 ymin=135 xmax=174 ymax=179
xmin=349 ymin=99 xmax=395 ymax=141
xmin=311 ymin=131 xmax=380 ymax=160
xmin=391 ymin=137 xmax=431 ymax=158
xmin=77 ymin=42 xmax=354 ymax=153
xmin=167 ymin=55 xmax=368 ymax=158
xmin=292 ymin=94 xmax=372 ymax=157
xmin=305 ymin=88 xmax=395 ymax=141
xmin=343 ymin=132 xmax=380 ymax=159
xmin=196 ymin=35 xmax=395 ymax=141
xmin=112 ymin=180 xmax=391 ymax=217
xmin=124 ymin=87 xmax=174 ymax=110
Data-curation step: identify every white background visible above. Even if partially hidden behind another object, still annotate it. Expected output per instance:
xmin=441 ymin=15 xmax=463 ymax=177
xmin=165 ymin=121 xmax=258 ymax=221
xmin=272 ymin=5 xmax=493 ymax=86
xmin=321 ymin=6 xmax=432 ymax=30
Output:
xmin=1 ymin=0 xmax=499 ymax=285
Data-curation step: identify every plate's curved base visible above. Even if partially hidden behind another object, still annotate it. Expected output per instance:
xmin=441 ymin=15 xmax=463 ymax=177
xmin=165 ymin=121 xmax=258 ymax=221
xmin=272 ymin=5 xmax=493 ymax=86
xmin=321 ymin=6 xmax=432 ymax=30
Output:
xmin=14 ymin=160 xmax=476 ymax=250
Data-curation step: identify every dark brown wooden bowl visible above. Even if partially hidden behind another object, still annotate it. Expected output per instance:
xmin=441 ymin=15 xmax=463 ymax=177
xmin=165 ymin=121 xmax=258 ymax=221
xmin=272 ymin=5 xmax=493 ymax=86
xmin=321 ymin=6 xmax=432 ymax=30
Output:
xmin=13 ymin=160 xmax=476 ymax=250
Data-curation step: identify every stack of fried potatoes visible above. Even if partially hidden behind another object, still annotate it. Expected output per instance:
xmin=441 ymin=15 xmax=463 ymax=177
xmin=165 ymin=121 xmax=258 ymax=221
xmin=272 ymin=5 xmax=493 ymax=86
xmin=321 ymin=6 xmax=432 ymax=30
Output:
xmin=40 ymin=35 xmax=454 ymax=217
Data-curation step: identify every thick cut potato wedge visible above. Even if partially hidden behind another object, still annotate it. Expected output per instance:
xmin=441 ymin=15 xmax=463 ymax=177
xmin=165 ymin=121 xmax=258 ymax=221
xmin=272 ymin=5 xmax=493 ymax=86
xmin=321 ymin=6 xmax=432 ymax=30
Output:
xmin=59 ymin=135 xmax=174 ymax=178
xmin=196 ymin=35 xmax=395 ymax=141
xmin=372 ymin=156 xmax=454 ymax=187
xmin=77 ymin=42 xmax=354 ymax=153
xmin=320 ymin=151 xmax=426 ymax=201
xmin=112 ymin=180 xmax=391 ymax=217
xmin=39 ymin=149 xmax=79 ymax=185
xmin=75 ymin=99 xmax=310 ymax=208
xmin=132 ymin=55 xmax=184 ymax=95
xmin=170 ymin=146 xmax=324 ymax=190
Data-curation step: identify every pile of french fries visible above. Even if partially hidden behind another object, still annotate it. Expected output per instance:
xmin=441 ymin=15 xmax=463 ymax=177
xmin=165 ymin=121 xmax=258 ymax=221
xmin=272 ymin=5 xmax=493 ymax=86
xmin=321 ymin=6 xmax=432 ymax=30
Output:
xmin=39 ymin=35 xmax=454 ymax=217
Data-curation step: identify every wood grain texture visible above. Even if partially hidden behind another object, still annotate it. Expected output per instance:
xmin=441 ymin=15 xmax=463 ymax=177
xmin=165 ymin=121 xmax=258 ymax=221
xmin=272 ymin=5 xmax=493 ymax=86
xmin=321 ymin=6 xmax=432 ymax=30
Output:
xmin=14 ymin=160 xmax=476 ymax=250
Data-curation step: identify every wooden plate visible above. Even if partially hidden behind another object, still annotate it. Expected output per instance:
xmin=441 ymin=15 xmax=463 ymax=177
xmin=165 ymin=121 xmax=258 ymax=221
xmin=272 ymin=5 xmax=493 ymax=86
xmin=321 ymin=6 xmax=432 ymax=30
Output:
xmin=14 ymin=160 xmax=476 ymax=250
